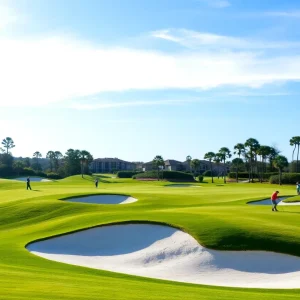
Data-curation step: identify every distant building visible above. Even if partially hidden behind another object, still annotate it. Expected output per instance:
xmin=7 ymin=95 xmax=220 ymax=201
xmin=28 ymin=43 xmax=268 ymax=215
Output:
xmin=164 ymin=160 xmax=185 ymax=171
xmin=90 ymin=158 xmax=134 ymax=173
xmin=142 ymin=158 xmax=228 ymax=175
xmin=142 ymin=161 xmax=154 ymax=172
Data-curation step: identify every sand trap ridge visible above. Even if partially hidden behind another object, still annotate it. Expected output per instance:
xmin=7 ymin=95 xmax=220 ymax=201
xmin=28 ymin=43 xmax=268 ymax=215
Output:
xmin=65 ymin=195 xmax=137 ymax=204
xmin=27 ymin=223 xmax=300 ymax=289
xmin=248 ymin=197 xmax=300 ymax=206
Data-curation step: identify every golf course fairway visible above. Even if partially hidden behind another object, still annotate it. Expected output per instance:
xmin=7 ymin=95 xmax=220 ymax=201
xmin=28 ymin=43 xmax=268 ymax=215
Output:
xmin=1 ymin=175 xmax=300 ymax=299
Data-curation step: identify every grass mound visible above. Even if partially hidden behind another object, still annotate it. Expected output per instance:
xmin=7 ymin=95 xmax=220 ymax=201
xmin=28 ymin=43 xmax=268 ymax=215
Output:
xmin=283 ymin=195 xmax=300 ymax=203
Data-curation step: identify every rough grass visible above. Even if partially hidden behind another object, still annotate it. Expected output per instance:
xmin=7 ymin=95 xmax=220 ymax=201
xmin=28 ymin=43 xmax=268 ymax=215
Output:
xmin=1 ymin=175 xmax=300 ymax=299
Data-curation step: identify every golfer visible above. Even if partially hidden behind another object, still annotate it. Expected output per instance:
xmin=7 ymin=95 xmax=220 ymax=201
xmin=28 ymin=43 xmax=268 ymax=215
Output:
xmin=95 ymin=178 xmax=99 ymax=188
xmin=26 ymin=176 xmax=32 ymax=190
xmin=296 ymin=182 xmax=300 ymax=195
xmin=271 ymin=191 xmax=279 ymax=212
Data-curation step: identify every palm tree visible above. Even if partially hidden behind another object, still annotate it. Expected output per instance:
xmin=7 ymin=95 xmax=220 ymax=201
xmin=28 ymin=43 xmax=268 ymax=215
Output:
xmin=204 ymin=152 xmax=215 ymax=183
xmin=213 ymin=154 xmax=222 ymax=179
xmin=257 ymin=145 xmax=271 ymax=182
xmin=273 ymin=155 xmax=289 ymax=185
xmin=152 ymin=155 xmax=165 ymax=181
xmin=234 ymin=143 xmax=245 ymax=158
xmin=233 ymin=143 xmax=246 ymax=183
xmin=1 ymin=137 xmax=15 ymax=154
xmin=79 ymin=150 xmax=93 ymax=178
xmin=186 ymin=155 xmax=192 ymax=172
xmin=232 ymin=158 xmax=243 ymax=182
xmin=268 ymin=147 xmax=280 ymax=172
xmin=290 ymin=136 xmax=300 ymax=173
xmin=46 ymin=151 xmax=55 ymax=172
xmin=190 ymin=159 xmax=201 ymax=177
xmin=244 ymin=138 xmax=260 ymax=182
xmin=218 ymin=147 xmax=231 ymax=183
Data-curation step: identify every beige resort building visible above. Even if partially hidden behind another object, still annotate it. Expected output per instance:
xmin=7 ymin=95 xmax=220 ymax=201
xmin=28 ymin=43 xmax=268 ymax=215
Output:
xmin=90 ymin=158 xmax=135 ymax=173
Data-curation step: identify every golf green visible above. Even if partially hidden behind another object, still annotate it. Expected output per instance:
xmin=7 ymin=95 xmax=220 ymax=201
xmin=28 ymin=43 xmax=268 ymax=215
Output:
xmin=1 ymin=175 xmax=300 ymax=299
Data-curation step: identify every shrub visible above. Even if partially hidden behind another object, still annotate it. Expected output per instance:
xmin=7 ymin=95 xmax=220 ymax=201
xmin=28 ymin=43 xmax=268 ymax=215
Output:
xmin=117 ymin=171 xmax=140 ymax=178
xmin=20 ymin=167 xmax=36 ymax=176
xmin=269 ymin=173 xmax=300 ymax=184
xmin=203 ymin=170 xmax=210 ymax=177
xmin=228 ymin=172 xmax=277 ymax=180
xmin=134 ymin=171 xmax=194 ymax=181
xmin=203 ymin=170 xmax=213 ymax=177
xmin=0 ymin=164 xmax=14 ymax=177
xmin=35 ymin=171 xmax=47 ymax=178
xmin=133 ymin=171 xmax=157 ymax=179
xmin=198 ymin=175 xmax=204 ymax=182
xmin=47 ymin=172 xmax=62 ymax=179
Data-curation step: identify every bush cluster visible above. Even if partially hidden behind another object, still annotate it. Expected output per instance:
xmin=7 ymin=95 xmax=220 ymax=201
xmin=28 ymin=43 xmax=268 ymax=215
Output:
xmin=134 ymin=171 xmax=194 ymax=181
xmin=35 ymin=171 xmax=47 ymax=178
xmin=203 ymin=170 xmax=214 ymax=177
xmin=46 ymin=172 xmax=62 ymax=179
xmin=228 ymin=172 xmax=277 ymax=179
xmin=269 ymin=173 xmax=300 ymax=184
xmin=0 ymin=165 xmax=14 ymax=176
xmin=198 ymin=175 xmax=204 ymax=182
xmin=20 ymin=167 xmax=36 ymax=176
xmin=2 ymin=167 xmax=62 ymax=179
xmin=116 ymin=171 xmax=140 ymax=178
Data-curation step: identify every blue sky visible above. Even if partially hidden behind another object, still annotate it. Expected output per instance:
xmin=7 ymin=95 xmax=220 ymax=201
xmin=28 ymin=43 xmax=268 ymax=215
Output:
xmin=0 ymin=0 xmax=299 ymax=162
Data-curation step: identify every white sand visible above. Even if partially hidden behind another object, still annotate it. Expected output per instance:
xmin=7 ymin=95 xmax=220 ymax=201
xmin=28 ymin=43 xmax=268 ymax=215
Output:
xmin=65 ymin=195 xmax=137 ymax=205
xmin=27 ymin=223 xmax=300 ymax=289
xmin=15 ymin=177 xmax=51 ymax=182
xmin=248 ymin=197 xmax=300 ymax=206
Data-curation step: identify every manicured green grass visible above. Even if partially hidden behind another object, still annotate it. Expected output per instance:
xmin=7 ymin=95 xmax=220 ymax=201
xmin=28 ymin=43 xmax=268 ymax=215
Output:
xmin=284 ymin=195 xmax=300 ymax=202
xmin=1 ymin=175 xmax=300 ymax=299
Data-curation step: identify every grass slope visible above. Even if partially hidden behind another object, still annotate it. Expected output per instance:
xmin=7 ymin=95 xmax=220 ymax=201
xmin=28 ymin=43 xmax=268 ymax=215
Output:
xmin=284 ymin=195 xmax=300 ymax=203
xmin=1 ymin=176 xmax=300 ymax=299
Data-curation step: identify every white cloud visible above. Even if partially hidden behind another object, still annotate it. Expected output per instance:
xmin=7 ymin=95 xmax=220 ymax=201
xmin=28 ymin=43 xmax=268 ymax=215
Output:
xmin=71 ymin=99 xmax=197 ymax=110
xmin=151 ymin=29 xmax=300 ymax=49
xmin=197 ymin=0 xmax=231 ymax=9
xmin=150 ymin=30 xmax=182 ymax=43
xmin=1 ymin=34 xmax=300 ymax=108
xmin=209 ymin=0 xmax=231 ymax=8
xmin=265 ymin=11 xmax=300 ymax=18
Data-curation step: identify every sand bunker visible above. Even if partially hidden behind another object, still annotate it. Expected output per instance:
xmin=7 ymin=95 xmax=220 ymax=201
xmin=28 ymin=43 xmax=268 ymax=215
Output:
xmin=27 ymin=223 xmax=300 ymax=289
xmin=248 ymin=197 xmax=300 ymax=206
xmin=15 ymin=177 xmax=51 ymax=182
xmin=65 ymin=195 xmax=137 ymax=205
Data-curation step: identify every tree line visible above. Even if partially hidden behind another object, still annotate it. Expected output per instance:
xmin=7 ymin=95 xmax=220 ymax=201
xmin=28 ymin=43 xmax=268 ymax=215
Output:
xmin=201 ymin=136 xmax=300 ymax=184
xmin=152 ymin=136 xmax=300 ymax=185
xmin=0 ymin=137 xmax=93 ymax=178
xmin=1 ymin=135 xmax=299 ymax=184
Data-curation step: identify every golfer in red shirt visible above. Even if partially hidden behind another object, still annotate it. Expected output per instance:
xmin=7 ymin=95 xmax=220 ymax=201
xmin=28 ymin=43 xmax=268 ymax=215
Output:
xmin=271 ymin=191 xmax=279 ymax=212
